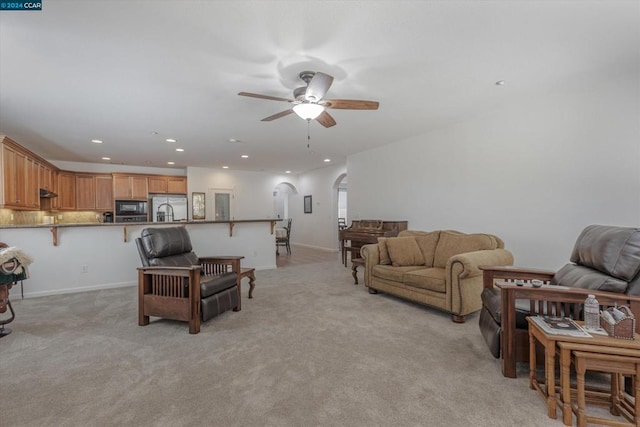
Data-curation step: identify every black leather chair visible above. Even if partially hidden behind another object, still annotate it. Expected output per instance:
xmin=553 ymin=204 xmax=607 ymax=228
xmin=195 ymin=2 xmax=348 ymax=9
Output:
xmin=479 ymin=225 xmax=640 ymax=377
xmin=136 ymin=226 xmax=243 ymax=334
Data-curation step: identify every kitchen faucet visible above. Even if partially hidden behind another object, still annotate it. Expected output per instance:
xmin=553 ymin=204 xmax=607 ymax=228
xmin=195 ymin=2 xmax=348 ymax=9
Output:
xmin=157 ymin=203 xmax=174 ymax=222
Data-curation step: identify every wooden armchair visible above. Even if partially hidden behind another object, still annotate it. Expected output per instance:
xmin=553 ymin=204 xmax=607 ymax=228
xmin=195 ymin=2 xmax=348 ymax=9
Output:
xmin=479 ymin=224 xmax=640 ymax=378
xmin=136 ymin=227 xmax=243 ymax=334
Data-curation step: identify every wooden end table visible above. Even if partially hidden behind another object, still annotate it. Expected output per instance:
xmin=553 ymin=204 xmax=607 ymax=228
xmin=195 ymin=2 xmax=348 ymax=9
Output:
xmin=527 ymin=317 xmax=640 ymax=425
xmin=351 ymin=258 xmax=364 ymax=285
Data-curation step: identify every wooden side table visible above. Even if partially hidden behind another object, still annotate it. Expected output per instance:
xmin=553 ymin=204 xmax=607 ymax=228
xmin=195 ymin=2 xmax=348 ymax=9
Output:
xmin=527 ymin=317 xmax=640 ymax=425
xmin=240 ymin=268 xmax=256 ymax=298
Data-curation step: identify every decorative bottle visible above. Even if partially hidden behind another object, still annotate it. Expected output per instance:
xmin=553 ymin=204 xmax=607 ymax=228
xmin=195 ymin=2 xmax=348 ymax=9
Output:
xmin=584 ymin=294 xmax=600 ymax=330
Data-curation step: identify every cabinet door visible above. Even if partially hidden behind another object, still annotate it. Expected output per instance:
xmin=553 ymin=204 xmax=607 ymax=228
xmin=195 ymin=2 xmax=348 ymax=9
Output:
xmin=58 ymin=172 xmax=76 ymax=210
xmin=39 ymin=163 xmax=53 ymax=191
xmin=95 ymin=175 xmax=113 ymax=210
xmin=167 ymin=177 xmax=187 ymax=194
xmin=113 ymin=176 xmax=131 ymax=199
xmin=26 ymin=158 xmax=40 ymax=208
xmin=76 ymin=175 xmax=96 ymax=210
xmin=2 ymin=146 xmax=27 ymax=208
xmin=130 ymin=176 xmax=148 ymax=200
xmin=147 ymin=177 xmax=167 ymax=194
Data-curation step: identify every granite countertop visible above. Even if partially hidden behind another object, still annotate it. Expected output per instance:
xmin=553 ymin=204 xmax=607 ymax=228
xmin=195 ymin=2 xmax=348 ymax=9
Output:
xmin=0 ymin=219 xmax=280 ymax=229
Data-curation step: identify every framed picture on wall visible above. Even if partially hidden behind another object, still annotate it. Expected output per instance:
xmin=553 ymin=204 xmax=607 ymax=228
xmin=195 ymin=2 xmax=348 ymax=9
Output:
xmin=304 ymin=195 xmax=312 ymax=214
xmin=192 ymin=192 xmax=205 ymax=220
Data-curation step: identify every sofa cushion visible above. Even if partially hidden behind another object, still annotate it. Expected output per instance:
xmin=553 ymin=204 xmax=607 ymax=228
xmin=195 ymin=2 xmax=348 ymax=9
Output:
xmin=413 ymin=232 xmax=440 ymax=268
xmin=434 ymin=232 xmax=497 ymax=268
xmin=377 ymin=237 xmax=391 ymax=265
xmin=141 ymin=227 xmax=193 ymax=259
xmin=372 ymin=265 xmax=425 ymax=282
xmin=570 ymin=225 xmax=640 ymax=282
xmin=550 ymin=263 xmax=629 ymax=293
xmin=404 ymin=268 xmax=446 ymax=293
xmin=386 ymin=237 xmax=426 ymax=267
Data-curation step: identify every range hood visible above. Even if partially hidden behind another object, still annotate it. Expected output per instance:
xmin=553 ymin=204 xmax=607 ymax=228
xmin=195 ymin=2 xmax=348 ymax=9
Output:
xmin=39 ymin=188 xmax=58 ymax=198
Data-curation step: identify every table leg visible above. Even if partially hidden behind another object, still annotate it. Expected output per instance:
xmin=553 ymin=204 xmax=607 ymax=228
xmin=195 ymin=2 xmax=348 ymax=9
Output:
xmin=560 ymin=347 xmax=573 ymax=426
xmin=545 ymin=339 xmax=557 ymax=419
xmin=576 ymin=356 xmax=586 ymax=427
xmin=529 ymin=327 xmax=536 ymax=390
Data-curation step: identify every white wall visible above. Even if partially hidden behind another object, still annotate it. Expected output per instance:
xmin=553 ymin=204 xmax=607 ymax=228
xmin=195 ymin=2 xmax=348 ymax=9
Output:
xmin=187 ymin=167 xmax=293 ymax=220
xmin=291 ymin=164 xmax=347 ymax=251
xmin=348 ymin=69 xmax=640 ymax=270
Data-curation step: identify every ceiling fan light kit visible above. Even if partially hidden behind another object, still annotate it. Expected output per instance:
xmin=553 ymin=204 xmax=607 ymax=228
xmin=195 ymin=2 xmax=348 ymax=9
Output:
xmin=239 ymin=71 xmax=379 ymax=128
xmin=293 ymin=103 xmax=324 ymax=120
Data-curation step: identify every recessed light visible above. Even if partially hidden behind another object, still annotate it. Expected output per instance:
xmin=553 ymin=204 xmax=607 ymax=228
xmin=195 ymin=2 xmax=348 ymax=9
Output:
xmin=150 ymin=131 xmax=159 ymax=135
xmin=167 ymin=161 xmax=175 ymax=165
xmin=91 ymin=139 xmax=103 ymax=144
xmin=101 ymin=157 xmax=110 ymax=160
xmin=324 ymin=158 xmax=331 ymax=162
xmin=241 ymin=155 xmax=249 ymax=158
xmin=229 ymin=138 xmax=238 ymax=143
xmin=495 ymin=80 xmax=505 ymax=86
xmin=285 ymin=170 xmax=291 ymax=174
xmin=176 ymin=148 xmax=184 ymax=152
xmin=166 ymin=138 xmax=177 ymax=143
xmin=222 ymin=166 xmax=229 ymax=169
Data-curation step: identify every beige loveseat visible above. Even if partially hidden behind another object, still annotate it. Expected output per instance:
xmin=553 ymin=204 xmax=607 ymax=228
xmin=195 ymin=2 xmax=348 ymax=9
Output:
xmin=361 ymin=230 xmax=514 ymax=323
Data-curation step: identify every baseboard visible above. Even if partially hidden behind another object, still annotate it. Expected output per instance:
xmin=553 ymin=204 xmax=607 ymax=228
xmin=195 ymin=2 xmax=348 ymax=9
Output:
xmin=290 ymin=242 xmax=339 ymax=253
xmin=22 ymin=281 xmax=137 ymax=299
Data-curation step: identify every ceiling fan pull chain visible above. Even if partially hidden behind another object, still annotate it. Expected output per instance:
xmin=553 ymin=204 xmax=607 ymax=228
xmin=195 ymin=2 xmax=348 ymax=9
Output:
xmin=307 ymin=118 xmax=311 ymax=148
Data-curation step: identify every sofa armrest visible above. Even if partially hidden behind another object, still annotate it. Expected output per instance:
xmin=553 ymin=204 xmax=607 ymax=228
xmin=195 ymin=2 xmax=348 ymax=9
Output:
xmin=361 ymin=244 xmax=380 ymax=287
xmin=479 ymin=265 xmax=555 ymax=290
xmin=447 ymin=249 xmax=515 ymax=280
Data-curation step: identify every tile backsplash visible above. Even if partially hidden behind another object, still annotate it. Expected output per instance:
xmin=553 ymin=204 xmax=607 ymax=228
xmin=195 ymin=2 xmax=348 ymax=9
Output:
xmin=0 ymin=209 xmax=103 ymax=225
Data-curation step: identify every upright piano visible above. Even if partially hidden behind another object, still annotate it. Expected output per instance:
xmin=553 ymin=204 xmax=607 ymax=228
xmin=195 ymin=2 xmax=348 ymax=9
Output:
xmin=339 ymin=220 xmax=408 ymax=265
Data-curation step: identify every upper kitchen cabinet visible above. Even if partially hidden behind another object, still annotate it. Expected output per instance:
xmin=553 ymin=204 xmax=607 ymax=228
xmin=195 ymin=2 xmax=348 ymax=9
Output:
xmin=39 ymin=163 xmax=54 ymax=192
xmin=113 ymin=174 xmax=148 ymax=200
xmin=1 ymin=144 xmax=27 ymax=208
xmin=57 ymin=171 xmax=76 ymax=210
xmin=76 ymin=174 xmax=113 ymax=211
xmin=148 ymin=175 xmax=187 ymax=194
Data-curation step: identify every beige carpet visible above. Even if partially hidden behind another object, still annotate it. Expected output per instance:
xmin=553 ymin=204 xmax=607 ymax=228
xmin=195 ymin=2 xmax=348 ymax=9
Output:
xmin=3 ymin=254 xmax=569 ymax=426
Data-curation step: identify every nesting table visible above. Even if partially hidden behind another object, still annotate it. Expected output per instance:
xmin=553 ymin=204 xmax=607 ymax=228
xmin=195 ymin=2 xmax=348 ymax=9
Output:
xmin=527 ymin=317 xmax=640 ymax=426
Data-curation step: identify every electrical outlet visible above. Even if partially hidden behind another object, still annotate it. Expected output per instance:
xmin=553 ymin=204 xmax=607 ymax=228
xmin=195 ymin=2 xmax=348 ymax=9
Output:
xmin=81 ymin=264 xmax=89 ymax=273
xmin=253 ymin=251 xmax=258 ymax=257
xmin=58 ymin=214 xmax=63 ymax=220
xmin=10 ymin=214 xmax=14 ymax=220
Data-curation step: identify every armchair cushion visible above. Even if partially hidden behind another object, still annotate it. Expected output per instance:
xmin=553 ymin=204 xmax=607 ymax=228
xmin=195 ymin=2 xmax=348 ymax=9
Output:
xmin=386 ymin=237 xmax=425 ymax=267
xmin=140 ymin=227 xmax=194 ymax=259
xmin=201 ymin=273 xmax=238 ymax=298
xmin=434 ymin=232 xmax=497 ymax=268
xmin=550 ymin=263 xmax=628 ymax=293
xmin=570 ymin=224 xmax=640 ymax=282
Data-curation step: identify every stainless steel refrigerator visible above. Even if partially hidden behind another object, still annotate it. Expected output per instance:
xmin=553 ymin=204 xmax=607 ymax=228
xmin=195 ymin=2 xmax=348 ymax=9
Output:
xmin=150 ymin=194 xmax=188 ymax=222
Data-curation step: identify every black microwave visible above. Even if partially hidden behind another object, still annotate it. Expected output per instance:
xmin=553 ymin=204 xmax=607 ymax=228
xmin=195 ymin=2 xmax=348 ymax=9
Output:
xmin=115 ymin=200 xmax=148 ymax=216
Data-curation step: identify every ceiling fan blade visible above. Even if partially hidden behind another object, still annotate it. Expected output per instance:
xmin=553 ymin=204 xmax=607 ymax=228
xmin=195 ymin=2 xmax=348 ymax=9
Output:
xmin=261 ymin=109 xmax=294 ymax=121
xmin=316 ymin=111 xmax=337 ymax=128
xmin=305 ymin=72 xmax=334 ymax=102
xmin=322 ymin=99 xmax=379 ymax=110
xmin=238 ymin=92 xmax=293 ymax=102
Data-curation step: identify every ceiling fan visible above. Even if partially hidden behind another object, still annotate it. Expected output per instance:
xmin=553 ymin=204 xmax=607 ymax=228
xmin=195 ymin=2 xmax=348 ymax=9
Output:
xmin=238 ymin=71 xmax=379 ymax=128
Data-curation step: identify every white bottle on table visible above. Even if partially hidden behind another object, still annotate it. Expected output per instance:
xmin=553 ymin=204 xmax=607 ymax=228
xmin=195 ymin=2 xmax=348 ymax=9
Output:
xmin=584 ymin=294 xmax=600 ymax=330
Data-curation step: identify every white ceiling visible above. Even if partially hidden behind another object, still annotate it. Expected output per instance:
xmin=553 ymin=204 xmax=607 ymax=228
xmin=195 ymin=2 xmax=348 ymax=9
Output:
xmin=1 ymin=1 xmax=638 ymax=174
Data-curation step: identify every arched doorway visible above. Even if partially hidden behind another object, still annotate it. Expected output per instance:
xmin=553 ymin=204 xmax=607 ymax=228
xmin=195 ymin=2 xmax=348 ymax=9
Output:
xmin=273 ymin=182 xmax=297 ymax=220
xmin=333 ymin=173 xmax=348 ymax=250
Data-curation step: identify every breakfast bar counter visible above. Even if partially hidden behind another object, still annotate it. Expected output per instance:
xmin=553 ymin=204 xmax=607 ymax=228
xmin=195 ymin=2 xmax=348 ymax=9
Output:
xmin=0 ymin=219 xmax=279 ymax=298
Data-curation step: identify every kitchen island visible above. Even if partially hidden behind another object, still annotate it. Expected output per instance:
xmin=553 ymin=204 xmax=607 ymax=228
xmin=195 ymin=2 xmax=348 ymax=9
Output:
xmin=0 ymin=219 xmax=280 ymax=298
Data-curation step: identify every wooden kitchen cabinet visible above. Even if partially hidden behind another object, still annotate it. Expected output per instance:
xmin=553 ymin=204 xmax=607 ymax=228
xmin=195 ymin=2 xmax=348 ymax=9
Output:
xmin=26 ymin=158 xmax=40 ymax=208
xmin=39 ymin=163 xmax=53 ymax=192
xmin=2 ymin=144 xmax=27 ymax=208
xmin=76 ymin=174 xmax=114 ymax=211
xmin=148 ymin=175 xmax=187 ymax=194
xmin=95 ymin=175 xmax=113 ymax=210
xmin=57 ymin=171 xmax=76 ymax=210
xmin=113 ymin=175 xmax=148 ymax=200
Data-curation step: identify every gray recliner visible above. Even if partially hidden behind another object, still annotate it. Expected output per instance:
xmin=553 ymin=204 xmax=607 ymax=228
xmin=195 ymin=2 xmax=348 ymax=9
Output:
xmin=136 ymin=226 xmax=242 ymax=334
xmin=479 ymin=225 xmax=640 ymax=362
